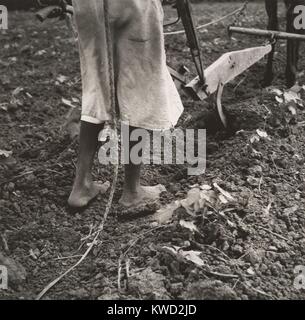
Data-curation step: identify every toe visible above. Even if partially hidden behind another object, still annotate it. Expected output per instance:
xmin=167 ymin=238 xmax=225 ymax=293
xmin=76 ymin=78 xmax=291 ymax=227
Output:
xmin=95 ymin=181 xmax=110 ymax=194
xmin=68 ymin=181 xmax=110 ymax=209
xmin=119 ymin=184 xmax=166 ymax=209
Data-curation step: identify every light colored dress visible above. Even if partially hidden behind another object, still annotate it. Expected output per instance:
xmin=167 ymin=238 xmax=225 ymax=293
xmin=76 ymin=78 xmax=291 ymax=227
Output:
xmin=72 ymin=0 xmax=183 ymax=130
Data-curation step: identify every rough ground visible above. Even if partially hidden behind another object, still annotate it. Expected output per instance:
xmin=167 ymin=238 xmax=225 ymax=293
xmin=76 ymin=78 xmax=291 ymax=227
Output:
xmin=1 ymin=2 xmax=305 ymax=300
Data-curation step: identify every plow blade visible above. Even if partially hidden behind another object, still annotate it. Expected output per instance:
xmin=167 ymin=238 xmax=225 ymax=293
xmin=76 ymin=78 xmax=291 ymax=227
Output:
xmin=185 ymin=44 xmax=272 ymax=100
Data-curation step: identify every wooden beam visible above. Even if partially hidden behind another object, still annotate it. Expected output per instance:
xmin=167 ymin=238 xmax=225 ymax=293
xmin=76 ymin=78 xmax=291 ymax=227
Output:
xmin=229 ymin=26 xmax=305 ymax=41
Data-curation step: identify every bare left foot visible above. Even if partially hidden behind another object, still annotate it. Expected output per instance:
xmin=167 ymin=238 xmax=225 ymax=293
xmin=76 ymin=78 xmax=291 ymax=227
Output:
xmin=68 ymin=181 xmax=110 ymax=208
xmin=119 ymin=184 xmax=166 ymax=208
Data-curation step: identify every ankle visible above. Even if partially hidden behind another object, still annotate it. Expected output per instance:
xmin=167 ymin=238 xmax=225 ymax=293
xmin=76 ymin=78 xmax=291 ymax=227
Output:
xmin=74 ymin=175 xmax=93 ymax=189
xmin=122 ymin=185 xmax=141 ymax=196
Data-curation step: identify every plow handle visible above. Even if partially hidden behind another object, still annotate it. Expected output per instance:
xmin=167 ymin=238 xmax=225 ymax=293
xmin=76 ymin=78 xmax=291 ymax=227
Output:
xmin=229 ymin=26 xmax=305 ymax=41
xmin=36 ymin=5 xmax=73 ymax=22
xmin=36 ymin=6 xmax=62 ymax=22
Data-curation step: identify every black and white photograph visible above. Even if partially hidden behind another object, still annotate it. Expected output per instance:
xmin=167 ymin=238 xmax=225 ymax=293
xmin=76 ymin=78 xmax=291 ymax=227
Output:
xmin=1 ymin=0 xmax=305 ymax=306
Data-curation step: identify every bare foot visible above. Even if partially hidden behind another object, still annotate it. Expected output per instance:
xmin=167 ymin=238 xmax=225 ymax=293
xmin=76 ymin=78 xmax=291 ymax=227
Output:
xmin=68 ymin=181 xmax=110 ymax=208
xmin=119 ymin=184 xmax=166 ymax=208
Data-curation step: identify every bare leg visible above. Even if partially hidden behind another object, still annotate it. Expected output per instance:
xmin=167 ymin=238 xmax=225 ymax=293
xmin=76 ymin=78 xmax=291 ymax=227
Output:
xmin=286 ymin=39 xmax=298 ymax=87
xmin=119 ymin=126 xmax=165 ymax=208
xmin=68 ymin=121 xmax=109 ymax=208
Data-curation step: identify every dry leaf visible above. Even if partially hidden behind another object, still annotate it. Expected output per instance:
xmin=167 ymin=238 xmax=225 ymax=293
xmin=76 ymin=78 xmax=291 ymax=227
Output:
xmin=256 ymin=129 xmax=268 ymax=138
xmin=12 ymin=87 xmax=24 ymax=96
xmin=179 ymin=220 xmax=198 ymax=232
xmin=247 ymin=267 xmax=255 ymax=275
xmin=250 ymin=134 xmax=260 ymax=144
xmin=179 ymin=250 xmax=205 ymax=267
xmin=213 ymin=183 xmax=236 ymax=202
xmin=0 ymin=103 xmax=8 ymax=111
xmin=0 ymin=149 xmax=13 ymax=159
xmin=153 ymin=201 xmax=180 ymax=224
xmin=275 ymin=96 xmax=284 ymax=104
xmin=35 ymin=50 xmax=46 ymax=56
xmin=62 ymin=98 xmax=77 ymax=109
xmin=227 ymin=220 xmax=236 ymax=228
xmin=283 ymin=205 xmax=298 ymax=215
xmin=218 ymin=194 xmax=229 ymax=204
xmin=284 ymin=89 xmax=303 ymax=107
xmin=180 ymin=188 xmax=201 ymax=215
xmin=284 ymin=90 xmax=299 ymax=103
xmin=290 ymin=84 xmax=302 ymax=93
xmin=200 ymin=190 xmax=217 ymax=204
xmin=163 ymin=246 xmax=204 ymax=267
xmin=57 ymin=75 xmax=68 ymax=83
xmin=263 ymin=202 xmax=272 ymax=216
xmin=270 ymin=88 xmax=283 ymax=96
xmin=185 ymin=188 xmax=201 ymax=206
xmin=200 ymin=184 xmax=212 ymax=190
xmin=288 ymin=105 xmax=297 ymax=115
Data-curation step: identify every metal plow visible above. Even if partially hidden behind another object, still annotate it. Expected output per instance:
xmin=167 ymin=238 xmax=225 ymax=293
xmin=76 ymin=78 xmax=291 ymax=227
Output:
xmin=35 ymin=0 xmax=305 ymax=129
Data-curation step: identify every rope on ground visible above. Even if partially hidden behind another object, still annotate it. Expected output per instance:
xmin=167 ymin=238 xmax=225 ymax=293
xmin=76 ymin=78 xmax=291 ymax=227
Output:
xmin=36 ymin=165 xmax=118 ymax=300
xmin=36 ymin=0 xmax=119 ymax=300
xmin=164 ymin=3 xmax=248 ymax=36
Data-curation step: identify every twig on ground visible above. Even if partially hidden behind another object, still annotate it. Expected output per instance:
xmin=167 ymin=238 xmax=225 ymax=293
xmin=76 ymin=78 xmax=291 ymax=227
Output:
xmin=46 ymin=169 xmax=64 ymax=176
xmin=237 ymin=249 xmax=250 ymax=261
xmin=54 ymin=254 xmax=83 ymax=261
xmin=190 ymin=241 xmax=232 ymax=262
xmin=1 ymin=234 xmax=10 ymax=254
xmin=0 ymin=159 xmax=72 ymax=187
xmin=123 ymin=226 xmax=164 ymax=257
xmin=118 ymin=258 xmax=122 ymax=292
xmin=116 ymin=226 xmax=165 ymax=293
xmin=256 ymin=225 xmax=289 ymax=242
xmin=258 ymin=176 xmax=263 ymax=194
xmin=125 ymin=258 xmax=130 ymax=290
xmin=204 ymin=269 xmax=239 ymax=279
xmin=242 ymin=282 xmax=277 ymax=300
xmin=80 ymin=223 xmax=95 ymax=242
xmin=232 ymin=279 xmax=239 ymax=290
xmin=117 ymin=256 xmax=131 ymax=292
xmin=36 ymin=163 xmax=119 ymax=300
xmin=55 ymin=140 xmax=76 ymax=163
xmin=0 ymin=171 xmax=34 ymax=187
xmin=270 ymin=155 xmax=281 ymax=176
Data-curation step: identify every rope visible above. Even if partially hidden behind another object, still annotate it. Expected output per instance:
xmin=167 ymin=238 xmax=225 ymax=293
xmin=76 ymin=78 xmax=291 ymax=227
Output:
xmin=164 ymin=2 xmax=248 ymax=36
xmin=231 ymin=0 xmax=249 ymax=27
xmin=36 ymin=0 xmax=119 ymax=300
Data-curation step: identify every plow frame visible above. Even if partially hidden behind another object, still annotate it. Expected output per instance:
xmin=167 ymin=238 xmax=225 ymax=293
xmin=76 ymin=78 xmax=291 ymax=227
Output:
xmin=35 ymin=1 xmax=305 ymax=130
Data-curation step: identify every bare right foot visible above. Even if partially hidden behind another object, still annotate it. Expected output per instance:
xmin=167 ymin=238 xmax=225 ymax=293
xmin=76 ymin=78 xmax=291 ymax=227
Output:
xmin=68 ymin=181 xmax=110 ymax=208
xmin=119 ymin=184 xmax=166 ymax=208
